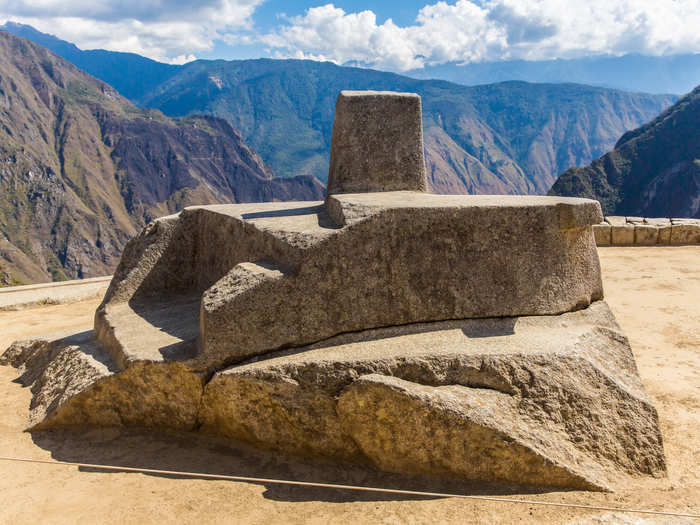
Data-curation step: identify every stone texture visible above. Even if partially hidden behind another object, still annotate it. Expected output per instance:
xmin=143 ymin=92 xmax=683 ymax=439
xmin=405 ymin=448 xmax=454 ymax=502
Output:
xmin=611 ymin=224 xmax=636 ymax=244
xmin=326 ymin=91 xmax=427 ymax=195
xmin=644 ymin=218 xmax=671 ymax=226
xmin=644 ymin=218 xmax=672 ymax=244
xmin=587 ymin=216 xmax=700 ymax=245
xmin=4 ymin=301 xmax=666 ymax=490
xmin=192 ymin=193 xmax=603 ymax=371
xmin=670 ymin=223 xmax=700 ymax=244
xmin=593 ymin=223 xmax=612 ymax=245
xmin=658 ymin=225 xmax=673 ymax=244
xmin=0 ymin=90 xmax=667 ymax=492
xmin=0 ymin=333 xmax=204 ymax=430
xmin=635 ymin=225 xmax=659 ymax=245
xmin=198 ymin=301 xmax=665 ymax=491
xmin=605 ymin=216 xmax=627 ymax=227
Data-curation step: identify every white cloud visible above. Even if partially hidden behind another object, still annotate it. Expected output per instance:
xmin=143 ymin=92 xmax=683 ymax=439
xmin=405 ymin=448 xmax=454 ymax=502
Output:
xmin=3 ymin=0 xmax=700 ymax=68
xmin=262 ymin=0 xmax=700 ymax=71
xmin=0 ymin=0 xmax=264 ymax=63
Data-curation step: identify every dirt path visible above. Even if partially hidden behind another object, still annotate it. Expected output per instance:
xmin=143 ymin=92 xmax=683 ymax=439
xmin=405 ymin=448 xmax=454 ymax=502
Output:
xmin=0 ymin=247 xmax=698 ymax=524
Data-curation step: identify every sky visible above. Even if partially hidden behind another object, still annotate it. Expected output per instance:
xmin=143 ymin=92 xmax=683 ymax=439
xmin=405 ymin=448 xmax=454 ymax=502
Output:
xmin=1 ymin=1 xmax=700 ymax=70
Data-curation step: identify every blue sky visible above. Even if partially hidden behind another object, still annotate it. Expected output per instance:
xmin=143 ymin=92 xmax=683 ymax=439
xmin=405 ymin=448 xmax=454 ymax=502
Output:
xmin=199 ymin=1 xmax=433 ymax=60
xmin=253 ymin=1 xmax=431 ymax=29
xmin=200 ymin=1 xmax=426 ymax=60
xmin=1 ymin=1 xmax=700 ymax=70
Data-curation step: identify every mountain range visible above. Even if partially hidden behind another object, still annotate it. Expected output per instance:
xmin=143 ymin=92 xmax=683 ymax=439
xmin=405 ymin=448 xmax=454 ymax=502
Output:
xmin=138 ymin=61 xmax=676 ymax=196
xmin=0 ymin=31 xmax=322 ymax=285
xmin=2 ymin=22 xmax=676 ymax=197
xmin=0 ymin=22 xmax=179 ymax=101
xmin=405 ymin=54 xmax=700 ymax=96
xmin=550 ymin=86 xmax=700 ymax=218
xmin=7 ymin=22 xmax=698 ymax=97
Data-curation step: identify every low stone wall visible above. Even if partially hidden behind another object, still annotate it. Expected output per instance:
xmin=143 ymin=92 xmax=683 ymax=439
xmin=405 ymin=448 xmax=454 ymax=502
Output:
xmin=594 ymin=217 xmax=700 ymax=246
xmin=0 ymin=275 xmax=111 ymax=310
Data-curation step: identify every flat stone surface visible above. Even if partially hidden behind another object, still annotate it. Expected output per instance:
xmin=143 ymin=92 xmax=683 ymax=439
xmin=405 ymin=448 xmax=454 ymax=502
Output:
xmin=186 ymin=202 xmax=337 ymax=243
xmin=626 ymin=217 xmax=645 ymax=224
xmin=611 ymin=225 xmax=635 ymax=244
xmin=671 ymin=224 xmax=700 ymax=244
xmin=97 ymin=297 xmax=201 ymax=369
xmin=326 ymin=91 xmax=427 ymax=195
xmin=645 ymin=218 xmax=671 ymax=226
xmin=657 ymin=225 xmax=672 ymax=244
xmin=606 ymin=216 xmax=627 ymax=227
xmin=593 ymin=223 xmax=611 ymax=245
xmin=635 ymin=225 xmax=659 ymax=245
xmin=327 ymin=192 xmax=602 ymax=226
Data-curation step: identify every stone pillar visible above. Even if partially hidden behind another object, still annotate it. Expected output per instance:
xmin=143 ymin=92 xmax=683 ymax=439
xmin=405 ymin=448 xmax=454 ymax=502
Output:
xmin=326 ymin=90 xmax=427 ymax=195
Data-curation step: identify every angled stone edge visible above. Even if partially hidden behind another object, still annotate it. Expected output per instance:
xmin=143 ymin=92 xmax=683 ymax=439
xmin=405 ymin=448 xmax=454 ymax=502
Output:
xmin=0 ymin=332 xmax=204 ymax=430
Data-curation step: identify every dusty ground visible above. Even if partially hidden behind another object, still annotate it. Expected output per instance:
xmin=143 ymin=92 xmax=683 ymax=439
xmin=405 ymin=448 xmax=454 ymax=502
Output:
xmin=0 ymin=246 xmax=698 ymax=524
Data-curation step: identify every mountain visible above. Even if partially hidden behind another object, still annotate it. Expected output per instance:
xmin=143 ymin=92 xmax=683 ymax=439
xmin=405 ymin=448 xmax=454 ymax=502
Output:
xmin=406 ymin=54 xmax=700 ymax=96
xmin=4 ymin=22 xmax=695 ymax=97
xmin=0 ymin=21 xmax=178 ymax=101
xmin=549 ymin=86 xmax=700 ymax=218
xmin=139 ymin=59 xmax=675 ymax=195
xmin=0 ymin=31 xmax=323 ymax=285
xmin=1 ymin=23 xmax=675 ymax=196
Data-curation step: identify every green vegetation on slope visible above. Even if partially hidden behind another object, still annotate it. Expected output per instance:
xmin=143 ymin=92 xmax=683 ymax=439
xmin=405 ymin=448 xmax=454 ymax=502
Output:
xmin=549 ymin=86 xmax=700 ymax=218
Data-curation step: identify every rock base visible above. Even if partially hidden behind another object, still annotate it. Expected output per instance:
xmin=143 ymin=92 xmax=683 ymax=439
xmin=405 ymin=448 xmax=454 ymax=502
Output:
xmin=1 ymin=301 xmax=666 ymax=491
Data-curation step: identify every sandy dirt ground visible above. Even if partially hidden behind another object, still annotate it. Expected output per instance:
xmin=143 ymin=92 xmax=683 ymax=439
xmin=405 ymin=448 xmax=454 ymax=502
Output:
xmin=0 ymin=246 xmax=698 ymax=524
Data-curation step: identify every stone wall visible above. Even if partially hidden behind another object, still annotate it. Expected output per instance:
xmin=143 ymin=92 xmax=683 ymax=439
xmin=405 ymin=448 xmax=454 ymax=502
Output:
xmin=594 ymin=217 xmax=700 ymax=246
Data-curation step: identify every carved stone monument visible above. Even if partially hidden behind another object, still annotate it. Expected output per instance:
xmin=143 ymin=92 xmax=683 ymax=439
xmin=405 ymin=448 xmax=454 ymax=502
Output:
xmin=1 ymin=91 xmax=665 ymax=491
xmin=327 ymin=90 xmax=427 ymax=194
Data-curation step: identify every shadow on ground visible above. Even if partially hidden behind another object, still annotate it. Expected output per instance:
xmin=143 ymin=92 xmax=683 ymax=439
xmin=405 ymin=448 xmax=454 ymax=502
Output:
xmin=30 ymin=427 xmax=563 ymax=503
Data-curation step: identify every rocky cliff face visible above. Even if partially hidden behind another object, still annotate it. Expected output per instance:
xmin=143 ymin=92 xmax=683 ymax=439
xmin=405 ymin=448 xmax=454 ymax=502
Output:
xmin=550 ymin=86 xmax=700 ymax=218
xmin=0 ymin=32 xmax=324 ymax=285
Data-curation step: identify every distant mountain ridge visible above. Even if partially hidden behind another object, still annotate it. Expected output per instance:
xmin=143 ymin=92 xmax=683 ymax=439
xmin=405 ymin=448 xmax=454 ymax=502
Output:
xmin=405 ymin=54 xmax=700 ymax=96
xmin=0 ymin=31 xmax=323 ymax=284
xmin=1 ymin=23 xmax=676 ymax=197
xmin=549 ymin=86 xmax=700 ymax=218
xmin=5 ymin=22 xmax=696 ymax=96
xmin=0 ymin=22 xmax=179 ymax=100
